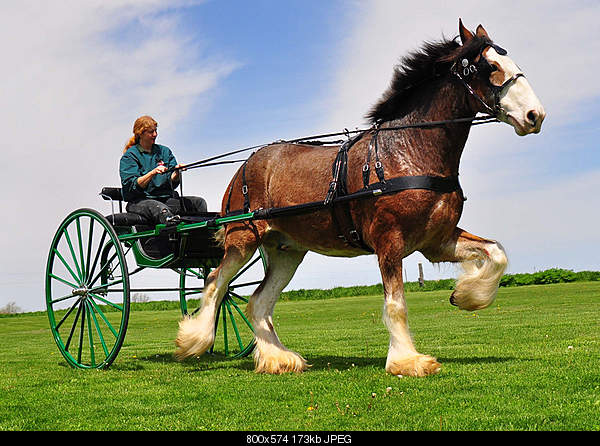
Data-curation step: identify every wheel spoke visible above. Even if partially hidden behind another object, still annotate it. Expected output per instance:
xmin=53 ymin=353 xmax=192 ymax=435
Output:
xmin=86 ymin=230 xmax=107 ymax=285
xmin=87 ymin=247 xmax=119 ymax=289
xmin=51 ymin=291 xmax=78 ymax=306
xmin=49 ymin=273 xmax=79 ymax=289
xmin=87 ymin=297 xmax=120 ymax=338
xmin=64 ymin=302 xmax=83 ymax=352
xmin=87 ymin=278 xmax=125 ymax=295
xmin=228 ymin=295 xmax=253 ymax=329
xmin=55 ymin=297 xmax=82 ymax=331
xmin=222 ymin=300 xmax=228 ymax=356
xmin=87 ymin=300 xmax=109 ymax=357
xmin=52 ymin=248 xmax=82 ymax=286
xmin=84 ymin=301 xmax=96 ymax=367
xmin=230 ymin=255 xmax=260 ymax=283
xmin=229 ymin=280 xmax=263 ymax=290
xmin=76 ymin=217 xmax=86 ymax=281
xmin=63 ymin=226 xmax=83 ymax=282
xmin=224 ymin=298 xmax=244 ymax=351
xmin=88 ymin=292 xmax=124 ymax=311
xmin=228 ymin=290 xmax=249 ymax=304
xmin=85 ymin=217 xmax=95 ymax=283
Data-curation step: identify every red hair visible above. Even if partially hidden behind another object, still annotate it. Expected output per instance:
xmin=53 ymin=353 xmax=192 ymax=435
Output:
xmin=123 ymin=115 xmax=158 ymax=154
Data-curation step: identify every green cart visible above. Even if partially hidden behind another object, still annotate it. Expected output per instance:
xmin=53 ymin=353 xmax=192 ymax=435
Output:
xmin=45 ymin=187 xmax=267 ymax=369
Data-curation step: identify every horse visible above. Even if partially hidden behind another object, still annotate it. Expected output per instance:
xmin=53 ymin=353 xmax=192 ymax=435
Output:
xmin=174 ymin=20 xmax=545 ymax=377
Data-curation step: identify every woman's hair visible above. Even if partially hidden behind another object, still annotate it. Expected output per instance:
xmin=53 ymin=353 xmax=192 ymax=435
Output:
xmin=123 ymin=115 xmax=158 ymax=154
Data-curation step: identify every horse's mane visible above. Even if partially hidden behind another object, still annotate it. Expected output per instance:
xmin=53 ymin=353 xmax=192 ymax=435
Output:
xmin=366 ymin=34 xmax=494 ymax=124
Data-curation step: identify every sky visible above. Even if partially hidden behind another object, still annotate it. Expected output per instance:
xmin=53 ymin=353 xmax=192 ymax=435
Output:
xmin=1 ymin=0 xmax=599 ymax=312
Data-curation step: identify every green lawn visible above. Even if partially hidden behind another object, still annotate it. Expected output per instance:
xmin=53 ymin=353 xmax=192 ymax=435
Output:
xmin=1 ymin=282 xmax=599 ymax=431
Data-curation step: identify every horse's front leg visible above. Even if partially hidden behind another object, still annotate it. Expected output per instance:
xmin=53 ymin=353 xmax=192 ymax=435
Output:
xmin=375 ymin=233 xmax=441 ymax=377
xmin=423 ymin=227 xmax=508 ymax=311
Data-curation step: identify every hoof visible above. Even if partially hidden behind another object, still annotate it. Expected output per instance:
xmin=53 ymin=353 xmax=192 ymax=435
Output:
xmin=254 ymin=348 xmax=308 ymax=374
xmin=173 ymin=315 xmax=214 ymax=361
xmin=450 ymin=291 xmax=457 ymax=306
xmin=386 ymin=354 xmax=441 ymax=377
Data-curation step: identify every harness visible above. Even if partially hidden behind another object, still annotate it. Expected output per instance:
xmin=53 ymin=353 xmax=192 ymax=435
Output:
xmin=320 ymin=42 xmax=526 ymax=252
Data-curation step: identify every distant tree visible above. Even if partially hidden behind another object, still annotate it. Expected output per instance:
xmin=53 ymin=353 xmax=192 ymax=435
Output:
xmin=0 ymin=302 xmax=22 ymax=314
xmin=131 ymin=293 xmax=150 ymax=303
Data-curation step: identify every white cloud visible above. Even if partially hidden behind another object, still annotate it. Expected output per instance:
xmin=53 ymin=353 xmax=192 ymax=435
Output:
xmin=0 ymin=1 xmax=236 ymax=311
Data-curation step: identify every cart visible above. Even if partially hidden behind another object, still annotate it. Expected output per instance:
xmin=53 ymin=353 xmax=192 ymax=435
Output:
xmin=45 ymin=187 xmax=267 ymax=369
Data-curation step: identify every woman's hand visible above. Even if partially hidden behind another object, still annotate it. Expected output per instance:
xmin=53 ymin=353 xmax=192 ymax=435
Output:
xmin=152 ymin=164 xmax=168 ymax=176
xmin=171 ymin=163 xmax=186 ymax=183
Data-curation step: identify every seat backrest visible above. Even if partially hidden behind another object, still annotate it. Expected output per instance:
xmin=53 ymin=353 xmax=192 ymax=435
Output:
xmin=101 ymin=187 xmax=123 ymax=201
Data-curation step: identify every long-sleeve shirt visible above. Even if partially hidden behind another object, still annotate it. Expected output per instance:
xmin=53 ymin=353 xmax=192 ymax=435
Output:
xmin=119 ymin=144 xmax=178 ymax=202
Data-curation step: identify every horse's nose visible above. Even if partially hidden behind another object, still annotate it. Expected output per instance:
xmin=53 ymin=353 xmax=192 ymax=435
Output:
xmin=526 ymin=107 xmax=545 ymax=132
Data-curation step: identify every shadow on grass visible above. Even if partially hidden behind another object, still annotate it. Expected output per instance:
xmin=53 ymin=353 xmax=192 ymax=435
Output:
xmin=133 ymin=351 xmax=517 ymax=373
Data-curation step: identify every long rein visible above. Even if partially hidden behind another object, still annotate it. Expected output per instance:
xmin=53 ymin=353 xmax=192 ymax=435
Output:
xmin=167 ymin=114 xmax=499 ymax=175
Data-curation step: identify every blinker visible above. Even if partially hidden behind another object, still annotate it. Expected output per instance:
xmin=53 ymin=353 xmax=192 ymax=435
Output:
xmin=491 ymin=44 xmax=507 ymax=55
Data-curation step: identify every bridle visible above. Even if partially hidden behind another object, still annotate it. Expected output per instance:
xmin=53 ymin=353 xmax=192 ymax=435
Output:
xmin=451 ymin=43 xmax=526 ymax=117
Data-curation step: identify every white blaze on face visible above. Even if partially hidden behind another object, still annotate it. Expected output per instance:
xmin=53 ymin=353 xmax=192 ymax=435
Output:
xmin=483 ymin=47 xmax=546 ymax=135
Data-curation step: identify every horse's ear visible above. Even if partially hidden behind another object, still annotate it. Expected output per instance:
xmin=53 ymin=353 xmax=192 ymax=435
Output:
xmin=476 ymin=24 xmax=490 ymax=39
xmin=459 ymin=18 xmax=474 ymax=45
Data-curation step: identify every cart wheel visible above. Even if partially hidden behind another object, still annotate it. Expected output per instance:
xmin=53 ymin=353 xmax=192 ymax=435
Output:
xmin=45 ymin=208 xmax=130 ymax=369
xmin=179 ymin=247 xmax=267 ymax=358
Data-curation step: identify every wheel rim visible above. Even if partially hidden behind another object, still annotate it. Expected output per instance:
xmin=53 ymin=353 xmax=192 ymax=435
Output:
xmin=179 ymin=248 xmax=267 ymax=358
xmin=45 ymin=209 xmax=130 ymax=369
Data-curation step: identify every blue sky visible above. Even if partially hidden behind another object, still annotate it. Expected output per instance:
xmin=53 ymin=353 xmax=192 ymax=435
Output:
xmin=1 ymin=1 xmax=599 ymax=312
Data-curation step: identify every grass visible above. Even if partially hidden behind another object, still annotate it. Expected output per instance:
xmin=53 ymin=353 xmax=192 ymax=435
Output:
xmin=1 ymin=281 xmax=599 ymax=431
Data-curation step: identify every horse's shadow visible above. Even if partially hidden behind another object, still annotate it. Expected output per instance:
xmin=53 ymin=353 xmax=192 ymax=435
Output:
xmin=131 ymin=351 xmax=516 ymax=373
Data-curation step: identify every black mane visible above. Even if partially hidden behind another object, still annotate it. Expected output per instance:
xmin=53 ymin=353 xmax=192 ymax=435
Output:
xmin=366 ymin=34 xmax=494 ymax=124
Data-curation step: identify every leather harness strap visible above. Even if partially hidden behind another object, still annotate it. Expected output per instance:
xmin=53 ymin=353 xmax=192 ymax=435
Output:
xmin=324 ymin=131 xmax=465 ymax=253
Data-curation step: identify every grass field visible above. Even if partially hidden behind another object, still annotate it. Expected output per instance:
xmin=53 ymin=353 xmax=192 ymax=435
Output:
xmin=1 ymin=281 xmax=599 ymax=431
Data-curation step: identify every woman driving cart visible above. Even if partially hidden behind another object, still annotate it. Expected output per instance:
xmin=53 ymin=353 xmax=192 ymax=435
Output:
xmin=119 ymin=115 xmax=207 ymax=225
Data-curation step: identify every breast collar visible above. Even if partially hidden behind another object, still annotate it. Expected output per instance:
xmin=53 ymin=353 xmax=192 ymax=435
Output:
xmin=451 ymin=43 xmax=526 ymax=117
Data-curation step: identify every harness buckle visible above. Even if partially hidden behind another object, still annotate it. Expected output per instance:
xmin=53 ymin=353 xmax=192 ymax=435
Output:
xmin=241 ymin=185 xmax=248 ymax=195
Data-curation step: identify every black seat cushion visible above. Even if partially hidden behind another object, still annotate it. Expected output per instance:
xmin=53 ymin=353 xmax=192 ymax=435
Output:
xmin=100 ymin=187 xmax=124 ymax=201
xmin=105 ymin=212 xmax=151 ymax=227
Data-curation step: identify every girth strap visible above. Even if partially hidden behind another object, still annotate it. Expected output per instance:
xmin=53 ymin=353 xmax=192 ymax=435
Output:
xmin=325 ymin=132 xmax=374 ymax=252
xmin=367 ymin=175 xmax=463 ymax=196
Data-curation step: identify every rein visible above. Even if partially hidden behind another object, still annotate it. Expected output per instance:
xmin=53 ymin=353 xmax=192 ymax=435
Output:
xmin=167 ymin=114 xmax=499 ymax=174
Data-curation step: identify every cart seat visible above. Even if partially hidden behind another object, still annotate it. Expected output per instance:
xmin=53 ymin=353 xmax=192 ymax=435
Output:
xmin=100 ymin=187 xmax=221 ymax=228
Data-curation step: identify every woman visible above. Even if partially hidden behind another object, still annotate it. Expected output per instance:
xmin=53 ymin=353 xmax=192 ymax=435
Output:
xmin=119 ymin=115 xmax=207 ymax=225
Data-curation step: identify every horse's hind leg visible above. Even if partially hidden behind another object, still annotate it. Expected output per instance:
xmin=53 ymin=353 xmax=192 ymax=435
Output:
xmin=175 ymin=225 xmax=259 ymax=360
xmin=246 ymin=238 xmax=308 ymax=374
xmin=376 ymin=232 xmax=442 ymax=377
xmin=422 ymin=227 xmax=508 ymax=311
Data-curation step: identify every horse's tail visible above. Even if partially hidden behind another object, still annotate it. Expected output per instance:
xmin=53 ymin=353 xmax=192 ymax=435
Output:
xmin=214 ymin=226 xmax=226 ymax=247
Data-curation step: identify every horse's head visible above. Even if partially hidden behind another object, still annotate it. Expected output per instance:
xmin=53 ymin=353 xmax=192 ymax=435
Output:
xmin=454 ymin=19 xmax=545 ymax=136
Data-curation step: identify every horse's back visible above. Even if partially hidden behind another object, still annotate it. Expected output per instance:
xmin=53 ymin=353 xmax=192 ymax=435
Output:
xmin=224 ymin=142 xmax=340 ymax=211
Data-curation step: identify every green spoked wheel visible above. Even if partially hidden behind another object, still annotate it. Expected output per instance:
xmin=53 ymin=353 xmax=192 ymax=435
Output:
xmin=179 ymin=248 xmax=267 ymax=358
xmin=45 ymin=208 xmax=130 ymax=369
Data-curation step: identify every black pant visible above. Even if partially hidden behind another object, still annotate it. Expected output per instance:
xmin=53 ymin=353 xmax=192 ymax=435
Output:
xmin=126 ymin=194 xmax=207 ymax=225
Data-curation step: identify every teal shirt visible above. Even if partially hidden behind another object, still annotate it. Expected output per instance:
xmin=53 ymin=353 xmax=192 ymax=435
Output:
xmin=119 ymin=144 xmax=178 ymax=202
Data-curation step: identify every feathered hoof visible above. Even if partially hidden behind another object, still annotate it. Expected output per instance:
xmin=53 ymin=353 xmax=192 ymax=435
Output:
xmin=173 ymin=316 xmax=214 ymax=361
xmin=254 ymin=349 xmax=309 ymax=374
xmin=386 ymin=354 xmax=441 ymax=377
